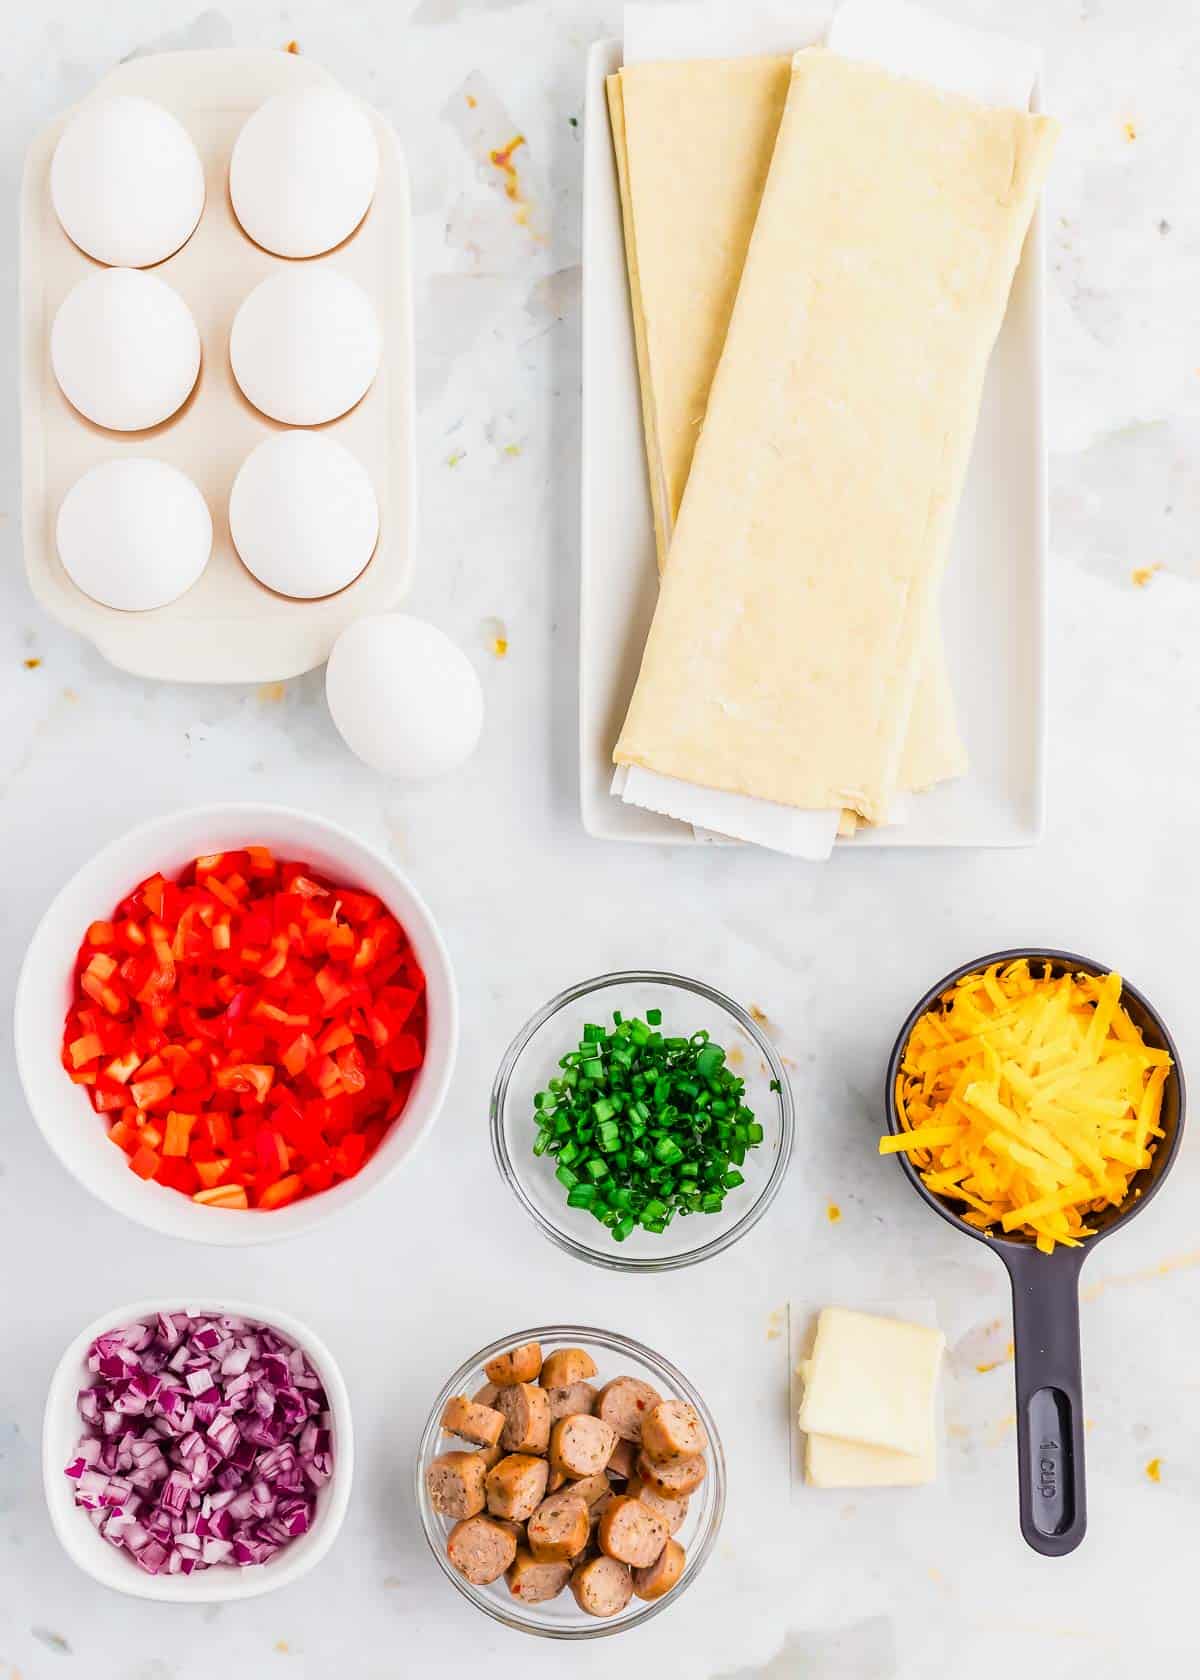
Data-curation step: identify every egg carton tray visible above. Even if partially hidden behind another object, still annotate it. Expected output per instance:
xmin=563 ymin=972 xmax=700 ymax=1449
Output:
xmin=20 ymin=48 xmax=415 ymax=684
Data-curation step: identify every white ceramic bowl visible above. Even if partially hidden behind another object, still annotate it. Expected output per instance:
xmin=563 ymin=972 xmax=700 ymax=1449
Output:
xmin=14 ymin=804 xmax=458 ymax=1244
xmin=44 ymin=1296 xmax=353 ymax=1602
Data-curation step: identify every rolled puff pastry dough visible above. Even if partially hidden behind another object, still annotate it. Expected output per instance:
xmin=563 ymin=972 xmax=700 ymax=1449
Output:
xmin=613 ymin=51 xmax=1057 ymax=823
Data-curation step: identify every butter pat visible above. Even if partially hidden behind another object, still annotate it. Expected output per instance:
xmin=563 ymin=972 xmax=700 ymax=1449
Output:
xmin=805 ymin=1430 xmax=934 ymax=1488
xmin=797 ymin=1358 xmax=935 ymax=1487
xmin=796 ymin=1308 xmax=944 ymax=1459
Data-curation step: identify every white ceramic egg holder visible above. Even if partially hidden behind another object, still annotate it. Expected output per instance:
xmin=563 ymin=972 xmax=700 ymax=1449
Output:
xmin=20 ymin=49 xmax=415 ymax=683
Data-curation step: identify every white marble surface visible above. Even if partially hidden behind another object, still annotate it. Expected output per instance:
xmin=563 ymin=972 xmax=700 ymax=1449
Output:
xmin=2 ymin=2 xmax=1199 ymax=1676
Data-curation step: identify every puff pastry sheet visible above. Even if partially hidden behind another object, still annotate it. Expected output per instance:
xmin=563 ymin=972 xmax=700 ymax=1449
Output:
xmin=614 ymin=51 xmax=1057 ymax=823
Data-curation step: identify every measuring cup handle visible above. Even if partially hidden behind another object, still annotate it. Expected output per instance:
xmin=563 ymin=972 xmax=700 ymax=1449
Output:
xmin=1005 ymin=1245 xmax=1088 ymax=1556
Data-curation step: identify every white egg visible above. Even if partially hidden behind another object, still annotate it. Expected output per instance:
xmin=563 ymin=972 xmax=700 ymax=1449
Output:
xmin=229 ymin=87 xmax=380 ymax=259
xmin=50 ymin=95 xmax=205 ymax=268
xmin=51 ymin=269 xmax=201 ymax=433
xmin=229 ymin=432 xmax=378 ymax=599
xmin=326 ymin=615 xmax=484 ymax=782
xmin=57 ymin=459 xmax=212 ymax=611
xmin=230 ymin=268 xmax=381 ymax=425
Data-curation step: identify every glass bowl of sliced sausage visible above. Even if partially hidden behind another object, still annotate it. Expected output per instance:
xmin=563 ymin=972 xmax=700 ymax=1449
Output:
xmin=415 ymin=1326 xmax=725 ymax=1638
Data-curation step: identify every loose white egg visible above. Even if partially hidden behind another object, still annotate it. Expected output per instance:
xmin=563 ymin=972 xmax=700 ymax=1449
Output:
xmin=50 ymin=95 xmax=205 ymax=268
xmin=230 ymin=268 xmax=381 ymax=425
xmin=51 ymin=269 xmax=201 ymax=433
xmin=57 ymin=459 xmax=212 ymax=611
xmin=229 ymin=432 xmax=378 ymax=599
xmin=326 ymin=615 xmax=484 ymax=782
xmin=229 ymin=87 xmax=380 ymax=259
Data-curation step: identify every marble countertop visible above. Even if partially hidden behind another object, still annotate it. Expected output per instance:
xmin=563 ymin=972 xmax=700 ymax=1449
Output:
xmin=2 ymin=2 xmax=1199 ymax=1676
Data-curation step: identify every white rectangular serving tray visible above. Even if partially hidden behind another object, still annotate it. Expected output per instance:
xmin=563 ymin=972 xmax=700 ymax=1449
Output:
xmin=579 ymin=38 xmax=1048 ymax=850
xmin=20 ymin=48 xmax=415 ymax=684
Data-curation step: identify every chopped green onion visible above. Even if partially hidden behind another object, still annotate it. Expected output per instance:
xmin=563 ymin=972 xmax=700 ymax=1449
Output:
xmin=696 ymin=1043 xmax=725 ymax=1079
xmin=529 ymin=1006 xmax=764 ymax=1243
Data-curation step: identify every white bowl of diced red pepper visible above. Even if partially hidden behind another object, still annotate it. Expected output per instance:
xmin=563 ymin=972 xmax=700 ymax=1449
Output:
xmin=43 ymin=1297 xmax=353 ymax=1600
xmin=14 ymin=803 xmax=458 ymax=1243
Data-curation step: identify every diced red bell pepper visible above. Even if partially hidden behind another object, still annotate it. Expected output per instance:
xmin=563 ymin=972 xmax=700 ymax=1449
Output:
xmin=129 ymin=1145 xmax=161 ymax=1180
xmin=131 ymin=1075 xmax=174 ymax=1110
xmin=333 ymin=1132 xmax=366 ymax=1178
xmin=194 ymin=1156 xmax=231 ymax=1189
xmin=281 ymin=1033 xmax=316 ymax=1077
xmin=154 ymin=1155 xmax=200 ymax=1194
xmin=162 ymin=1111 xmax=196 ymax=1157
xmin=107 ymin=1118 xmax=138 ymax=1153
xmin=255 ymin=1127 xmax=289 ymax=1181
xmin=62 ymin=850 xmax=426 ymax=1212
xmin=193 ymin=1184 xmax=249 ymax=1209
xmin=258 ymin=1173 xmax=304 ymax=1210
xmin=390 ymin=1033 xmax=424 ymax=1073
xmin=68 ymin=1033 xmax=103 ymax=1068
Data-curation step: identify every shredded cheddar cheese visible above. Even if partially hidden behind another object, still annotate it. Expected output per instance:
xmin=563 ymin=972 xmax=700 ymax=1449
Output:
xmin=880 ymin=961 xmax=1171 ymax=1253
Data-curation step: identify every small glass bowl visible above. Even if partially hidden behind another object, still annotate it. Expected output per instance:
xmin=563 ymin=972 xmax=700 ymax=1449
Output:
xmin=415 ymin=1324 xmax=725 ymax=1639
xmin=490 ymin=971 xmax=794 ymax=1272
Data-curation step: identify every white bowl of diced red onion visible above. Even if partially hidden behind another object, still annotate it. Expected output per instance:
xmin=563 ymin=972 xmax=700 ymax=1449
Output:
xmin=43 ymin=1299 xmax=353 ymax=1601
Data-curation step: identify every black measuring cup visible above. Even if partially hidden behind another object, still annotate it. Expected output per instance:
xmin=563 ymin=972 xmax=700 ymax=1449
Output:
xmin=884 ymin=948 xmax=1185 ymax=1557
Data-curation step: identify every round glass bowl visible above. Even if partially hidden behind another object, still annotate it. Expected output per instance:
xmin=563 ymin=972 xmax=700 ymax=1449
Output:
xmin=491 ymin=971 xmax=794 ymax=1271
xmin=415 ymin=1324 xmax=725 ymax=1639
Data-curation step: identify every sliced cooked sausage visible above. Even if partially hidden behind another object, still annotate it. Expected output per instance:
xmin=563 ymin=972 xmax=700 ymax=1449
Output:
xmin=446 ymin=1514 xmax=518 ymax=1585
xmin=545 ymin=1380 xmax=598 ymax=1421
xmin=636 ymin=1450 xmax=706 ymax=1499
xmin=550 ymin=1413 xmax=618 ymax=1479
xmin=425 ymin=1450 xmax=487 ymax=1520
xmin=606 ymin=1438 xmax=637 ymax=1481
xmin=477 ymin=1442 xmax=504 ymax=1470
xmin=571 ymin=1553 xmax=633 ymax=1618
xmin=626 ymin=1472 xmax=689 ymax=1535
xmin=506 ymin=1547 xmax=572 ymax=1605
xmin=473 ymin=1380 xmax=499 ymax=1408
xmin=568 ymin=1470 xmax=614 ymax=1509
xmin=484 ymin=1342 xmax=543 ymax=1386
xmin=546 ymin=1464 xmax=568 ymax=1493
xmin=597 ymin=1494 xmax=668 ymax=1567
xmin=641 ymin=1399 xmax=708 ymax=1464
xmin=495 ymin=1382 xmax=551 ymax=1454
xmin=486 ymin=1453 xmax=550 ymax=1523
xmin=633 ymin=1536 xmax=685 ymax=1601
xmin=440 ymin=1393 xmax=505 ymax=1448
xmin=539 ymin=1348 xmax=598 ymax=1389
xmin=594 ymin=1376 xmax=662 ymax=1444
xmin=527 ymin=1489 xmax=590 ymax=1562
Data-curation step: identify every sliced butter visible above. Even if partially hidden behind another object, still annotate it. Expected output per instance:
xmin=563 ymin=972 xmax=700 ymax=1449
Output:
xmin=797 ymin=1363 xmax=935 ymax=1487
xmin=805 ymin=1430 xmax=935 ymax=1489
xmin=797 ymin=1307 xmax=944 ymax=1460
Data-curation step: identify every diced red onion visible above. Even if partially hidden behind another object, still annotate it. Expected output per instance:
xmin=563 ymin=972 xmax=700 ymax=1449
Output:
xmin=66 ymin=1311 xmax=330 ymax=1575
